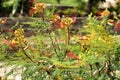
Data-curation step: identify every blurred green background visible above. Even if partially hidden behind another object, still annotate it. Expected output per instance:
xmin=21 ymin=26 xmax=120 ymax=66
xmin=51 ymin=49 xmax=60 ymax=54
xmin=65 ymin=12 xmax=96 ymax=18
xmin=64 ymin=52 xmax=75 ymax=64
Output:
xmin=0 ymin=0 xmax=120 ymax=17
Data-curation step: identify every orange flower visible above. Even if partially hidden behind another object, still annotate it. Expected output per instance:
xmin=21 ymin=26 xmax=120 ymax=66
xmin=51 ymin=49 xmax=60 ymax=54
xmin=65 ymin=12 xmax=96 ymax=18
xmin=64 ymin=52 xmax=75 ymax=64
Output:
xmin=51 ymin=16 xmax=75 ymax=30
xmin=50 ymin=14 xmax=60 ymax=23
xmin=4 ymin=39 xmax=16 ymax=47
xmin=29 ymin=7 xmax=36 ymax=16
xmin=101 ymin=9 xmax=110 ymax=17
xmin=50 ymin=15 xmax=61 ymax=30
xmin=60 ymin=21 xmax=68 ymax=28
xmin=0 ymin=19 xmax=7 ymax=24
xmin=29 ymin=3 xmax=46 ymax=16
xmin=34 ymin=3 xmax=46 ymax=13
xmin=60 ymin=17 xmax=74 ymax=28
xmin=35 ymin=3 xmax=46 ymax=9
xmin=31 ymin=7 xmax=38 ymax=14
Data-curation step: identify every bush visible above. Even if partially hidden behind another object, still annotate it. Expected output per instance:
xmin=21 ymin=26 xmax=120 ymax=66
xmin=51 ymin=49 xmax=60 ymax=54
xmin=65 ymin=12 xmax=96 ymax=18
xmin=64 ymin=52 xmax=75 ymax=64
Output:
xmin=0 ymin=2 xmax=120 ymax=80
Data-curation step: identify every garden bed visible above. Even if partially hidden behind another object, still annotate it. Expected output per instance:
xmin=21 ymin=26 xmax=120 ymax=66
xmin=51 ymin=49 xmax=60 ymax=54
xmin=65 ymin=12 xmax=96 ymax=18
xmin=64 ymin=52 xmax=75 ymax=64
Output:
xmin=0 ymin=5 xmax=120 ymax=79
xmin=0 ymin=17 xmax=84 ymax=37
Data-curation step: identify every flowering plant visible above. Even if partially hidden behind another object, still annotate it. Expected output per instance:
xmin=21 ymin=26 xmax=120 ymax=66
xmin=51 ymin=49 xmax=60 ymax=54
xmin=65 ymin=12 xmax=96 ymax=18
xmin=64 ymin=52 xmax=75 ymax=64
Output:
xmin=0 ymin=3 xmax=119 ymax=80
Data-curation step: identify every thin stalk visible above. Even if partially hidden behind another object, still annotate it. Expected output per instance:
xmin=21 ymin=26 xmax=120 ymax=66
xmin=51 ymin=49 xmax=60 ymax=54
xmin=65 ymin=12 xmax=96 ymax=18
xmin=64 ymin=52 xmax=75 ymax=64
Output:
xmin=48 ymin=32 xmax=59 ymax=58
xmin=66 ymin=27 xmax=70 ymax=46
xmin=54 ymin=37 xmax=61 ymax=52
xmin=19 ymin=39 xmax=34 ymax=63
xmin=64 ymin=26 xmax=70 ymax=60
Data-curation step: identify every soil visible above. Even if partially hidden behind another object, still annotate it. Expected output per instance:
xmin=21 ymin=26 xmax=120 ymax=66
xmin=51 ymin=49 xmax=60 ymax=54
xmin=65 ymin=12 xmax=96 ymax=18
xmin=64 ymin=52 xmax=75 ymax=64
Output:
xmin=0 ymin=17 xmax=34 ymax=37
xmin=0 ymin=17 xmax=84 ymax=37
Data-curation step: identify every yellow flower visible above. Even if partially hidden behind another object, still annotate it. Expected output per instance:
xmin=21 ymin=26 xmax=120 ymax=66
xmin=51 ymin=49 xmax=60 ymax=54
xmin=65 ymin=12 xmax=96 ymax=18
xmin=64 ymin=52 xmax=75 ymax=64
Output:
xmin=12 ymin=38 xmax=19 ymax=44
xmin=35 ymin=3 xmax=46 ymax=9
xmin=29 ymin=3 xmax=46 ymax=16
xmin=60 ymin=17 xmax=74 ymax=28
xmin=102 ymin=9 xmax=110 ymax=17
xmin=34 ymin=3 xmax=46 ymax=14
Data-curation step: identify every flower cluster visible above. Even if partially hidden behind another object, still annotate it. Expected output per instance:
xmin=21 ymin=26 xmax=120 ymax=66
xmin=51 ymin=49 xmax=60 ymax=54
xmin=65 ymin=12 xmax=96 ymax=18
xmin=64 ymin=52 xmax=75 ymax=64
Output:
xmin=50 ymin=14 xmax=60 ymax=23
xmin=60 ymin=17 xmax=75 ymax=28
xmin=4 ymin=28 xmax=27 ymax=48
xmin=101 ymin=9 xmax=110 ymax=17
xmin=30 ymin=3 xmax=46 ymax=16
xmin=50 ymin=15 xmax=76 ymax=30
xmin=50 ymin=14 xmax=61 ymax=30
xmin=12 ymin=28 xmax=26 ymax=45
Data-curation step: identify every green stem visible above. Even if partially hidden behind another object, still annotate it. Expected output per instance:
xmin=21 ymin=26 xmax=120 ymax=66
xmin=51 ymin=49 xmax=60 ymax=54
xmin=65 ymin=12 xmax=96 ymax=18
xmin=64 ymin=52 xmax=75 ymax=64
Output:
xmin=19 ymin=39 xmax=34 ymax=63
xmin=64 ymin=26 xmax=70 ymax=60
xmin=48 ymin=32 xmax=59 ymax=58
xmin=66 ymin=27 xmax=70 ymax=46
